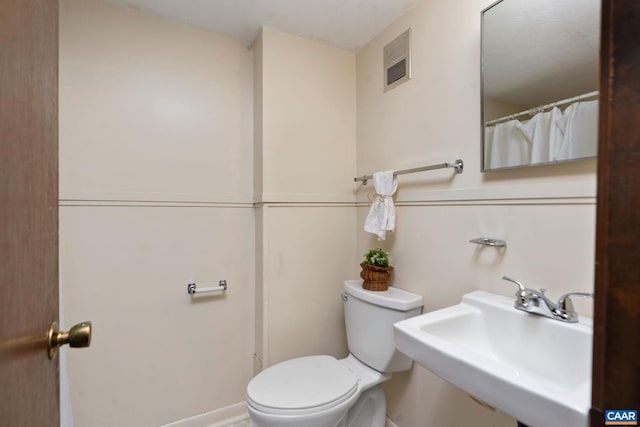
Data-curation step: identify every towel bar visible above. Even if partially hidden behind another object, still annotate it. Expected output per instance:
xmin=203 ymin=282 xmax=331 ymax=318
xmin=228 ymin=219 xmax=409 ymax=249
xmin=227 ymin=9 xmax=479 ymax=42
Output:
xmin=354 ymin=159 xmax=463 ymax=185
xmin=187 ymin=280 xmax=227 ymax=295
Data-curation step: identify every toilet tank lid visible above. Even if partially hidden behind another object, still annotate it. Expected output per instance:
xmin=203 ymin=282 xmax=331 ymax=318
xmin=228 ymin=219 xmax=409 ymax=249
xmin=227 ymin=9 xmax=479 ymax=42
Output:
xmin=344 ymin=280 xmax=423 ymax=311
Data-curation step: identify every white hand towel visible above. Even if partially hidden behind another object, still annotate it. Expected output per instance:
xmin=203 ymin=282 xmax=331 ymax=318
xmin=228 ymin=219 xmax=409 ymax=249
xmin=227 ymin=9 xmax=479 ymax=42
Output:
xmin=364 ymin=171 xmax=398 ymax=240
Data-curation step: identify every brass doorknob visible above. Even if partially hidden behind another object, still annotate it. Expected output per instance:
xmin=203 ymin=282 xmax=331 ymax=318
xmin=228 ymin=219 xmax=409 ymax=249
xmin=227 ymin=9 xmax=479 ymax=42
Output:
xmin=47 ymin=321 xmax=92 ymax=360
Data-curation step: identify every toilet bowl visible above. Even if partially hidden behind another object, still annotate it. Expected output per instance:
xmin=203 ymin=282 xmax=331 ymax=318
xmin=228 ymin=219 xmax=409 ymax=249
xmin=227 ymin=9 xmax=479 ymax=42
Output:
xmin=246 ymin=280 xmax=423 ymax=427
xmin=247 ymin=354 xmax=389 ymax=427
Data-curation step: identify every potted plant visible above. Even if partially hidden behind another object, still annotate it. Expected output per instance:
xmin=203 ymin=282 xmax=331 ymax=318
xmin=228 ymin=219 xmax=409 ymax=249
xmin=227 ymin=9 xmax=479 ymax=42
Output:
xmin=360 ymin=248 xmax=393 ymax=291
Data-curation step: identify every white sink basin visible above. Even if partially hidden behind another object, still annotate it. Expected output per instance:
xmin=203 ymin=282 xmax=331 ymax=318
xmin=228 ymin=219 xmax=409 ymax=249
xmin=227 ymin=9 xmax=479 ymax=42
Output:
xmin=393 ymin=291 xmax=592 ymax=427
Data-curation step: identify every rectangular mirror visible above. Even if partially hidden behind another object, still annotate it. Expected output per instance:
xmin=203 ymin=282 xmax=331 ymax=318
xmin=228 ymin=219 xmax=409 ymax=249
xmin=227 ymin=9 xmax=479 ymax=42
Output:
xmin=481 ymin=0 xmax=601 ymax=171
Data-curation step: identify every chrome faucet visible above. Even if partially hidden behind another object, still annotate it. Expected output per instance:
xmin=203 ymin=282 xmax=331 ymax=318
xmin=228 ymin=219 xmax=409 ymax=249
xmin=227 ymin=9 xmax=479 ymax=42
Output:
xmin=502 ymin=276 xmax=593 ymax=323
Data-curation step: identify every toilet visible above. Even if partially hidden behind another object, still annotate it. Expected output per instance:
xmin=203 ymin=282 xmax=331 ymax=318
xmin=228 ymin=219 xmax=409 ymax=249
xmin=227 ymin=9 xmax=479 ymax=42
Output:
xmin=246 ymin=279 xmax=423 ymax=427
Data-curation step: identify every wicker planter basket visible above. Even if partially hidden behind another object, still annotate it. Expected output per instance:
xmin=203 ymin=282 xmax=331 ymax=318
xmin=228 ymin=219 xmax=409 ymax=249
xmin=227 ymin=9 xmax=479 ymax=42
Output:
xmin=360 ymin=263 xmax=394 ymax=291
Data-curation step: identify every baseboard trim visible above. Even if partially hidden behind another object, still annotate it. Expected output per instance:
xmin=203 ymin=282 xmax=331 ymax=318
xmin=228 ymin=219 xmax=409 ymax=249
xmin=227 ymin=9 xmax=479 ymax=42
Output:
xmin=159 ymin=402 xmax=248 ymax=427
xmin=159 ymin=402 xmax=398 ymax=427
xmin=386 ymin=416 xmax=399 ymax=427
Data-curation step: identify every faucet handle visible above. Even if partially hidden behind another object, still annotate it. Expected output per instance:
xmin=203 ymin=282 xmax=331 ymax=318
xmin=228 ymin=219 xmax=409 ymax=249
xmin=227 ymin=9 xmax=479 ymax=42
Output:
xmin=557 ymin=292 xmax=594 ymax=311
xmin=502 ymin=276 xmax=526 ymax=292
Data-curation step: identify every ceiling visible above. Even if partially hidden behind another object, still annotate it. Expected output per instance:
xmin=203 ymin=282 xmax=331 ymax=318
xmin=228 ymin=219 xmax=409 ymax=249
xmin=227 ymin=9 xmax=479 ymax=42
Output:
xmin=102 ymin=0 xmax=420 ymax=52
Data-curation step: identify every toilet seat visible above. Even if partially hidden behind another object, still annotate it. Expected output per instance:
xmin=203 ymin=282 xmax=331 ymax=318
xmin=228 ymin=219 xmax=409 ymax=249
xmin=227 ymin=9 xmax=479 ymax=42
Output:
xmin=247 ymin=355 xmax=359 ymax=415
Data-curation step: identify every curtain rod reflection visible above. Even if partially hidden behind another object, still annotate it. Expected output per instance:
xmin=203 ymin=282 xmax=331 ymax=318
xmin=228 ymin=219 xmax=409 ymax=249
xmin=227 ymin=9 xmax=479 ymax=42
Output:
xmin=485 ymin=90 xmax=599 ymax=126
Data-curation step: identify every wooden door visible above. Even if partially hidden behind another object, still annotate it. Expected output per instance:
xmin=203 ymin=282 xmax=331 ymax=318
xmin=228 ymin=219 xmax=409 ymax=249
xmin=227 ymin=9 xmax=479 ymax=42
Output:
xmin=591 ymin=0 xmax=640 ymax=423
xmin=0 ymin=0 xmax=60 ymax=425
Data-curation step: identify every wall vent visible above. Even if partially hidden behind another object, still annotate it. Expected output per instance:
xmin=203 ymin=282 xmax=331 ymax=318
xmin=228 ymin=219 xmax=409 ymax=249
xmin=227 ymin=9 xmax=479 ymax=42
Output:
xmin=384 ymin=29 xmax=411 ymax=92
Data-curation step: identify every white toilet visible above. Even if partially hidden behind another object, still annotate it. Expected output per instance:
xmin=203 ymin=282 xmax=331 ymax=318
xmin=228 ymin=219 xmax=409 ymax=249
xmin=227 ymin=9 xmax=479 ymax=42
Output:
xmin=246 ymin=279 xmax=423 ymax=427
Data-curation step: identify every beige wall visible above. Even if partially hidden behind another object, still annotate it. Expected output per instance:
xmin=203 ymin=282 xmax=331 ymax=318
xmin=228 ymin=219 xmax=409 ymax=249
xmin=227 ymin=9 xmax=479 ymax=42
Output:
xmin=60 ymin=207 xmax=254 ymax=426
xmin=259 ymin=28 xmax=357 ymax=203
xmin=59 ymin=0 xmax=254 ymax=425
xmin=260 ymin=205 xmax=359 ymax=366
xmin=59 ymin=0 xmax=253 ymax=203
xmin=483 ymin=98 xmax=526 ymax=122
xmin=356 ymin=0 xmax=596 ymax=426
xmin=253 ymin=28 xmax=359 ymax=370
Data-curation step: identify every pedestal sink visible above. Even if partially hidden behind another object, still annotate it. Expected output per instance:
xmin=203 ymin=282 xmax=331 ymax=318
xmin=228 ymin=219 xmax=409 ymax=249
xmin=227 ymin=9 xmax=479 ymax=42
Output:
xmin=393 ymin=291 xmax=592 ymax=427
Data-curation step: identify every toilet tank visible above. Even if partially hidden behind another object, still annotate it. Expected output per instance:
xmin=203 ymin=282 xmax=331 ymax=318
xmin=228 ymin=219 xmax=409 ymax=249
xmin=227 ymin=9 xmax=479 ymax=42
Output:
xmin=343 ymin=280 xmax=423 ymax=373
